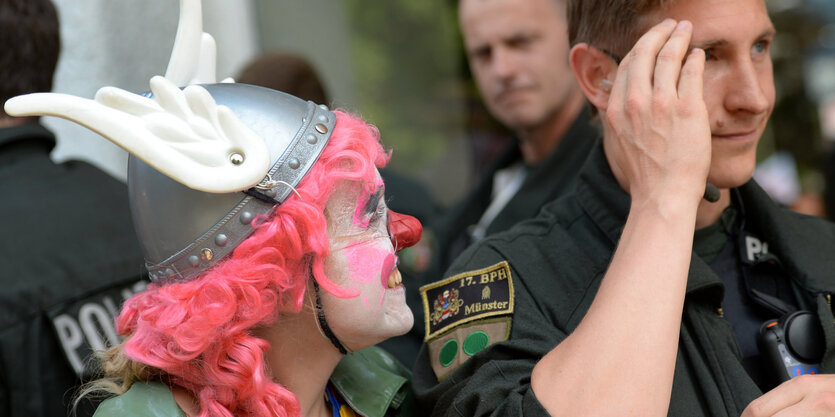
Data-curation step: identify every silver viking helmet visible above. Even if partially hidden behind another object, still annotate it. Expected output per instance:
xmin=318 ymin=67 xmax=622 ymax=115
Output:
xmin=4 ymin=0 xmax=335 ymax=283
xmin=131 ymin=84 xmax=335 ymax=282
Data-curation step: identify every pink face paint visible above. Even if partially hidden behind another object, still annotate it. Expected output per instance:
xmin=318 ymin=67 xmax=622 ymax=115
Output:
xmin=352 ymin=190 xmax=373 ymax=228
xmin=379 ymin=253 xmax=396 ymax=289
xmin=345 ymin=242 xmax=395 ymax=307
xmin=345 ymin=244 xmax=384 ymax=283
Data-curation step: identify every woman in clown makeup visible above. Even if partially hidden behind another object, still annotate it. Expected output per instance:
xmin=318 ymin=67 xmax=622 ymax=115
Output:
xmin=3 ymin=1 xmax=423 ymax=416
xmin=85 ymin=104 xmax=422 ymax=417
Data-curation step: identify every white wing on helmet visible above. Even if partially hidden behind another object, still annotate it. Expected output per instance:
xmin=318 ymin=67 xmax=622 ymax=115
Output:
xmin=4 ymin=76 xmax=269 ymax=193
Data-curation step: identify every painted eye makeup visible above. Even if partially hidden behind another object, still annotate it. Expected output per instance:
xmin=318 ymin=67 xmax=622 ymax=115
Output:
xmin=331 ymin=186 xmax=392 ymax=252
xmin=368 ymin=199 xmax=387 ymax=228
xmin=361 ymin=190 xmax=382 ymax=219
xmin=352 ymin=185 xmax=385 ymax=228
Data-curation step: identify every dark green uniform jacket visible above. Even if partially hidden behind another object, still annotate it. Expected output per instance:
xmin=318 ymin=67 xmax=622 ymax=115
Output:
xmin=0 ymin=122 xmax=145 ymax=417
xmin=382 ymin=110 xmax=597 ymax=367
xmin=93 ymin=346 xmax=415 ymax=417
xmin=412 ymin=144 xmax=835 ymax=416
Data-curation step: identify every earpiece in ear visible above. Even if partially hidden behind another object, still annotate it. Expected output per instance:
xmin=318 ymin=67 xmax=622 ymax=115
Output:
xmin=599 ymin=79 xmax=613 ymax=93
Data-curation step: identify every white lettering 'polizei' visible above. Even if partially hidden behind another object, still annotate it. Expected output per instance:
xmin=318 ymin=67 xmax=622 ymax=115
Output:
xmin=53 ymin=315 xmax=85 ymax=374
xmin=53 ymin=280 xmax=148 ymax=376
xmin=745 ymin=235 xmax=769 ymax=262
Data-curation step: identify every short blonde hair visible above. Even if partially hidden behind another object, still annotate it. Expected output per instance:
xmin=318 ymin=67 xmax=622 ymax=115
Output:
xmin=567 ymin=0 xmax=676 ymax=57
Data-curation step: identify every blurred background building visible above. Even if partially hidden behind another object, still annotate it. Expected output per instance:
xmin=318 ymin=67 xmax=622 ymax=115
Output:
xmin=44 ymin=0 xmax=835 ymax=215
xmin=757 ymin=0 xmax=835 ymax=218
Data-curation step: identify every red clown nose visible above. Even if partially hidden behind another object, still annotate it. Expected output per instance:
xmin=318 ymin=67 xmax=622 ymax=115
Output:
xmin=389 ymin=210 xmax=422 ymax=250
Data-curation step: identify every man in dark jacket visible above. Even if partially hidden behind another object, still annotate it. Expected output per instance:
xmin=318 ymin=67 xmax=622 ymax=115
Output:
xmin=0 ymin=1 xmax=145 ymax=416
xmin=414 ymin=0 xmax=835 ymax=415
xmin=387 ymin=0 xmax=596 ymax=367
xmin=435 ymin=0 xmax=592 ymax=286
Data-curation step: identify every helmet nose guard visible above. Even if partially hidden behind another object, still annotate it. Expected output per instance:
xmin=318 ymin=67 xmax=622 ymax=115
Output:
xmin=130 ymin=83 xmax=335 ymax=283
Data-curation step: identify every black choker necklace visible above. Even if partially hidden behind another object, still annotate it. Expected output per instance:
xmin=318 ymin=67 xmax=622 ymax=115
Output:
xmin=312 ymin=279 xmax=350 ymax=354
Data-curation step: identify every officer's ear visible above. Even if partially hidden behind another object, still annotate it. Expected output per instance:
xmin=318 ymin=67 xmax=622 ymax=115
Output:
xmin=569 ymin=43 xmax=617 ymax=114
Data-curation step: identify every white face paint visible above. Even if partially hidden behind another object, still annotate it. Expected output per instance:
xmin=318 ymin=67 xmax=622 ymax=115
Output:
xmin=319 ymin=170 xmax=413 ymax=351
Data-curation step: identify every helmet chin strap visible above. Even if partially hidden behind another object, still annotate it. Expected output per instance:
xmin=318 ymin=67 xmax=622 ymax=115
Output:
xmin=312 ymin=277 xmax=351 ymax=355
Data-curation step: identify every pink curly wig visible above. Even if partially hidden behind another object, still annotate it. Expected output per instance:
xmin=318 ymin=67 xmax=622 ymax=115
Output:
xmin=114 ymin=111 xmax=389 ymax=417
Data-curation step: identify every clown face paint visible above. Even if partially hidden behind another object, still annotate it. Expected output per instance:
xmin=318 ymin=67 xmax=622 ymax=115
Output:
xmin=320 ymin=170 xmax=421 ymax=350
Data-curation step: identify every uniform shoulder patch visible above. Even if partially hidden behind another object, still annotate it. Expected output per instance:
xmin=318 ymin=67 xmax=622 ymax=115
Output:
xmin=420 ymin=260 xmax=514 ymax=341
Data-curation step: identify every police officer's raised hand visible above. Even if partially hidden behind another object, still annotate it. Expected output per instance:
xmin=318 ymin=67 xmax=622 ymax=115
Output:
xmin=742 ymin=374 xmax=835 ymax=417
xmin=603 ymin=19 xmax=710 ymax=208
xmin=533 ymin=19 xmax=714 ymax=417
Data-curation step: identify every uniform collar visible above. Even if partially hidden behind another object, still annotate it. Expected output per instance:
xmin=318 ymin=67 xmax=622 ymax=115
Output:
xmin=329 ymin=347 xmax=411 ymax=417
xmin=483 ymin=107 xmax=596 ymax=175
xmin=573 ymin=145 xmax=723 ymax=296
xmin=573 ymin=145 xmax=835 ymax=296
xmin=736 ymin=181 xmax=835 ymax=294
xmin=574 ymin=143 xmax=631 ymax=246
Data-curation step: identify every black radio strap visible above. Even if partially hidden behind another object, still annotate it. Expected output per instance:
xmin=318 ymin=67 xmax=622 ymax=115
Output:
xmin=733 ymin=189 xmax=798 ymax=317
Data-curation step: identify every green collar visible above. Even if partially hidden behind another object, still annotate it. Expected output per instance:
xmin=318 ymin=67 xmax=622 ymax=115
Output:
xmin=95 ymin=347 xmax=413 ymax=417
xmin=693 ymin=205 xmax=738 ymax=263
xmin=330 ymin=346 xmax=413 ymax=417
xmin=93 ymin=381 xmax=186 ymax=417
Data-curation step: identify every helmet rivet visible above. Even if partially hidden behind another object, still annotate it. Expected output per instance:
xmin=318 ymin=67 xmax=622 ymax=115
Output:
xmin=240 ymin=211 xmax=253 ymax=224
xmin=315 ymin=123 xmax=328 ymax=134
xmin=319 ymin=104 xmax=329 ymax=111
xmin=230 ymin=152 xmax=244 ymax=165
xmin=200 ymin=248 xmax=214 ymax=262
xmin=306 ymin=134 xmax=318 ymax=144
xmin=165 ymin=268 xmax=175 ymax=276
xmin=288 ymin=157 xmax=301 ymax=169
xmin=317 ymin=114 xmax=328 ymax=123
xmin=215 ymin=234 xmax=228 ymax=247
xmin=188 ymin=255 xmax=200 ymax=267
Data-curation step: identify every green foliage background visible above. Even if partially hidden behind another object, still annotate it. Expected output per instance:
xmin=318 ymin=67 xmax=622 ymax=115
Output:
xmin=343 ymin=0 xmax=465 ymax=174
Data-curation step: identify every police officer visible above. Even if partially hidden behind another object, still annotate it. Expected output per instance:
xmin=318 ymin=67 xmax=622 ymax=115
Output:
xmin=385 ymin=0 xmax=597 ymax=367
xmin=413 ymin=0 xmax=835 ymax=415
xmin=0 ymin=1 xmax=145 ymax=416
